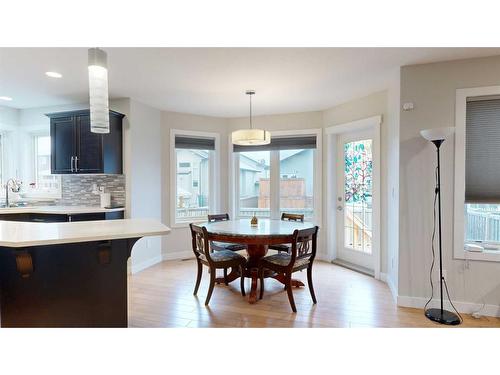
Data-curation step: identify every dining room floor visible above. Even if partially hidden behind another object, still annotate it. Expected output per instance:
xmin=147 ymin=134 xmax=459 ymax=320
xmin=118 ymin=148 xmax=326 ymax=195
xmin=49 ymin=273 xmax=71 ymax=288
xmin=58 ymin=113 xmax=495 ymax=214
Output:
xmin=128 ymin=259 xmax=500 ymax=328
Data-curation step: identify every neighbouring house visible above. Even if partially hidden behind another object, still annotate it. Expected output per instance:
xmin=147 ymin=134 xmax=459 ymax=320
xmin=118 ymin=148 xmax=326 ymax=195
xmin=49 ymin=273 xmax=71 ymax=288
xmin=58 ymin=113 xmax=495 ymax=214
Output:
xmin=176 ymin=149 xmax=209 ymax=215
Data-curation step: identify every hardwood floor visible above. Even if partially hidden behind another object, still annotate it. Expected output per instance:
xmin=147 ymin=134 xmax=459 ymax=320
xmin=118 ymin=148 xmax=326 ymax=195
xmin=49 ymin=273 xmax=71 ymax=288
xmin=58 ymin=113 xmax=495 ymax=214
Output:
xmin=128 ymin=259 xmax=500 ymax=328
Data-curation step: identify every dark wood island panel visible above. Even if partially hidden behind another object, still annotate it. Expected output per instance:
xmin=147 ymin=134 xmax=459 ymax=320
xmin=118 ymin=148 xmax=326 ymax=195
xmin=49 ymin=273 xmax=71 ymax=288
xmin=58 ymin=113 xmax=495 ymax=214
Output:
xmin=0 ymin=238 xmax=139 ymax=327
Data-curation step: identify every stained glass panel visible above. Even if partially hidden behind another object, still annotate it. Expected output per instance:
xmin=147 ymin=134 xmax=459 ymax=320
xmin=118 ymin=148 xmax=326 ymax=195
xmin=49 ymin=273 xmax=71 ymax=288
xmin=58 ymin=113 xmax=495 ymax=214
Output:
xmin=343 ymin=139 xmax=373 ymax=253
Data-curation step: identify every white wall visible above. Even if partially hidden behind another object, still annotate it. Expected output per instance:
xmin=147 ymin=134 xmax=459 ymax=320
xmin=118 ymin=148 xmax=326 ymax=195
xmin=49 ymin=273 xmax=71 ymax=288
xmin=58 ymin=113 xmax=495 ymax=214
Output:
xmin=110 ymin=98 xmax=164 ymax=273
xmin=0 ymin=105 xmax=19 ymax=128
xmin=386 ymin=70 xmax=400 ymax=297
xmin=399 ymin=55 xmax=500 ymax=315
xmin=0 ymin=105 xmax=20 ymax=182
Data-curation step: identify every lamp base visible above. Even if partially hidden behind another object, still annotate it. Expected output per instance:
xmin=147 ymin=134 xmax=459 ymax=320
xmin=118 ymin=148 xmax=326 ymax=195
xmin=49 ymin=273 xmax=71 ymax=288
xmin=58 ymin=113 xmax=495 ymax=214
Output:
xmin=425 ymin=308 xmax=461 ymax=325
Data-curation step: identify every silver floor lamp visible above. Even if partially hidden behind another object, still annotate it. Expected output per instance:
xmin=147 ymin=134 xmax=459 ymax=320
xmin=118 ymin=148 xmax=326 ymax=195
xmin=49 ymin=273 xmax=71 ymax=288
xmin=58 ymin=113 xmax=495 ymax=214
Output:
xmin=420 ymin=127 xmax=461 ymax=325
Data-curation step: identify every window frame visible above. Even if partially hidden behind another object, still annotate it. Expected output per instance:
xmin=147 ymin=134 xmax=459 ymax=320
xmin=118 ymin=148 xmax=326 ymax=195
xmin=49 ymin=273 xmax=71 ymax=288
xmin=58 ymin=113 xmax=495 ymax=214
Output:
xmin=0 ymin=132 xmax=4 ymax=187
xmin=170 ymin=129 xmax=220 ymax=228
xmin=22 ymin=132 xmax=62 ymax=200
xmin=454 ymin=85 xmax=500 ymax=262
xmin=229 ymin=128 xmax=322 ymax=224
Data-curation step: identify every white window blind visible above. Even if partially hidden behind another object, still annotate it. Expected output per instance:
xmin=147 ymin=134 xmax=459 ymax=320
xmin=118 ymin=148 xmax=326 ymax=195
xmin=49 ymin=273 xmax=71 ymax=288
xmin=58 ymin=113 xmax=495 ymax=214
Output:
xmin=233 ymin=135 xmax=316 ymax=152
xmin=466 ymin=98 xmax=500 ymax=203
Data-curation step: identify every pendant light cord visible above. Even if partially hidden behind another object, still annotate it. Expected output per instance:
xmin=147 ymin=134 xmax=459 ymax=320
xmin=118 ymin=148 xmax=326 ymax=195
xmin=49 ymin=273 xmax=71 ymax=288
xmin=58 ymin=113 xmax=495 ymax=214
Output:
xmin=249 ymin=93 xmax=253 ymax=129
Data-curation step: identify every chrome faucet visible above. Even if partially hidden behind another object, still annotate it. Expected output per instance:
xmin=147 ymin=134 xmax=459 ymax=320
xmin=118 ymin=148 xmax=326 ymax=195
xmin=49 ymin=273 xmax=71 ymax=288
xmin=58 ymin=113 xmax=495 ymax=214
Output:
xmin=5 ymin=178 xmax=16 ymax=207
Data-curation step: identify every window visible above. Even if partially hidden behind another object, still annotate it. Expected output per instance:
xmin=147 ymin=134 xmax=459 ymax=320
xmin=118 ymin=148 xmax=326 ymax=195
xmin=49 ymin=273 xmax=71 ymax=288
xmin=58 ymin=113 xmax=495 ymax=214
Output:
xmin=279 ymin=148 xmax=314 ymax=219
xmin=171 ymin=130 xmax=219 ymax=225
xmin=233 ymin=131 xmax=321 ymax=222
xmin=455 ymin=86 xmax=500 ymax=261
xmin=238 ymin=151 xmax=271 ymax=217
xmin=463 ymin=99 xmax=500 ymax=247
xmin=25 ymin=134 xmax=61 ymax=198
xmin=0 ymin=133 xmax=4 ymax=186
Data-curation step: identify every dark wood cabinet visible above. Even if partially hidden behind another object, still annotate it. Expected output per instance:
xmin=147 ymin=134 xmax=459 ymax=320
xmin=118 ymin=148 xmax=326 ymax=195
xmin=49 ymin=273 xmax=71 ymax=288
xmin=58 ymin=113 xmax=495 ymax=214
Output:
xmin=47 ymin=110 xmax=125 ymax=174
xmin=51 ymin=116 xmax=77 ymax=174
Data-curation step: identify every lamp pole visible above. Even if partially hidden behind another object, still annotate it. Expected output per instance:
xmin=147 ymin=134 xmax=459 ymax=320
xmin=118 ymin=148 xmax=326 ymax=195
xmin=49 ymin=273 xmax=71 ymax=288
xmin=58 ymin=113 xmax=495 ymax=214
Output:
xmin=434 ymin=140 xmax=444 ymax=315
xmin=424 ymin=139 xmax=460 ymax=325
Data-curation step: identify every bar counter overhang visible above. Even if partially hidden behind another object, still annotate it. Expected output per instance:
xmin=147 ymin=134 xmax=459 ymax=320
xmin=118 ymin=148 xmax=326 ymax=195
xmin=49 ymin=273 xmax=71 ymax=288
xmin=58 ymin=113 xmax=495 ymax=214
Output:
xmin=0 ymin=218 xmax=170 ymax=327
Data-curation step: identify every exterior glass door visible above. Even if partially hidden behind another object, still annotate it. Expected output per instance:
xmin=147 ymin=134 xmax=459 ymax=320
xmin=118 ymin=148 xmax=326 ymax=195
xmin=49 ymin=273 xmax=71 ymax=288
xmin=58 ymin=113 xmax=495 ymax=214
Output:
xmin=337 ymin=130 xmax=374 ymax=270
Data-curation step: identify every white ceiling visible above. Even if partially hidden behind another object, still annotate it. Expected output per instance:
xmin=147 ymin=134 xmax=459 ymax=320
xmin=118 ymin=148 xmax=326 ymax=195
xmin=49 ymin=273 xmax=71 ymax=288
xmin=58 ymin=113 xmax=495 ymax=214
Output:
xmin=1 ymin=48 xmax=499 ymax=117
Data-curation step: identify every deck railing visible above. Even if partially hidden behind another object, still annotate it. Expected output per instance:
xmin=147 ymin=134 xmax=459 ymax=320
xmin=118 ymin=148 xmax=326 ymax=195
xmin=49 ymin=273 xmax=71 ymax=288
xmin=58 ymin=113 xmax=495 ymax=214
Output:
xmin=466 ymin=209 xmax=500 ymax=242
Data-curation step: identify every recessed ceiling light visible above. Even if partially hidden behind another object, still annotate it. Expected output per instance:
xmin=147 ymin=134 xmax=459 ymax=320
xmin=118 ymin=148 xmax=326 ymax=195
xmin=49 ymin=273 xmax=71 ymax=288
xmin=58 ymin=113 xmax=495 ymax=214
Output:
xmin=45 ymin=71 xmax=62 ymax=78
xmin=0 ymin=96 xmax=12 ymax=101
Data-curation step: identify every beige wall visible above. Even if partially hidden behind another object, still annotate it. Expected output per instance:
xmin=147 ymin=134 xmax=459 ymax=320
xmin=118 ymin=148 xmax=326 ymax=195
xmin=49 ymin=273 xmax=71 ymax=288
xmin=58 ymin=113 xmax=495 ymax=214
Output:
xmin=399 ymin=55 xmax=500 ymax=311
xmin=160 ymin=111 xmax=229 ymax=259
xmin=227 ymin=111 xmax=323 ymax=132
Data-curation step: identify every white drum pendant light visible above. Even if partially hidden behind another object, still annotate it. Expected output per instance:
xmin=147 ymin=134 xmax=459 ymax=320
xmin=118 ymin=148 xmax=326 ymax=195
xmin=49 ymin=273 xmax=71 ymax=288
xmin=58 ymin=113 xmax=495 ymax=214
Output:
xmin=88 ymin=48 xmax=110 ymax=134
xmin=232 ymin=90 xmax=271 ymax=146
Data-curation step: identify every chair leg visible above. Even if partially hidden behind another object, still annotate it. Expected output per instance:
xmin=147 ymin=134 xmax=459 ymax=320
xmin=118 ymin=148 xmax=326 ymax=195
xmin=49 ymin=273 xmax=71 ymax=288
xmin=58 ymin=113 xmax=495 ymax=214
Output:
xmin=205 ymin=267 xmax=216 ymax=306
xmin=307 ymin=265 xmax=317 ymax=304
xmin=259 ymin=267 xmax=265 ymax=300
xmin=193 ymin=261 xmax=203 ymax=295
xmin=224 ymin=268 xmax=228 ymax=286
xmin=239 ymin=265 xmax=246 ymax=297
xmin=285 ymin=273 xmax=297 ymax=312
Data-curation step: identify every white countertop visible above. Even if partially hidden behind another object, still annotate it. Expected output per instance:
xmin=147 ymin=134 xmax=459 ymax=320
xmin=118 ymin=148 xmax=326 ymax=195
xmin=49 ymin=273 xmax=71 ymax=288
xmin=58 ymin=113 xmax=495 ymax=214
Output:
xmin=0 ymin=218 xmax=170 ymax=248
xmin=0 ymin=205 xmax=125 ymax=215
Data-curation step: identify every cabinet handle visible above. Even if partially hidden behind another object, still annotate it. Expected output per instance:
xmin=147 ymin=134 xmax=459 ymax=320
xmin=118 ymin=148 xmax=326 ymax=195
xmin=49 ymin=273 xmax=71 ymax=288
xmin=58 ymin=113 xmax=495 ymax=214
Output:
xmin=75 ymin=156 xmax=79 ymax=172
xmin=70 ymin=156 xmax=74 ymax=172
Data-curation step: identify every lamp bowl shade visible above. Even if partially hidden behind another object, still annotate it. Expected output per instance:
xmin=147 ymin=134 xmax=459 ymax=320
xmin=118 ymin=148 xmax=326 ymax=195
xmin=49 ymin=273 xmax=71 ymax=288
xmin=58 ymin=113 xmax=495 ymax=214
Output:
xmin=231 ymin=129 xmax=271 ymax=146
xmin=420 ymin=127 xmax=455 ymax=141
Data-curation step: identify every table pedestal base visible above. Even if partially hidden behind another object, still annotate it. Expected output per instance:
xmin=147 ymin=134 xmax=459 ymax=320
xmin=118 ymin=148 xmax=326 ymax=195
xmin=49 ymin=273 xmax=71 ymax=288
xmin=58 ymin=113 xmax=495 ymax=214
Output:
xmin=214 ymin=243 xmax=305 ymax=304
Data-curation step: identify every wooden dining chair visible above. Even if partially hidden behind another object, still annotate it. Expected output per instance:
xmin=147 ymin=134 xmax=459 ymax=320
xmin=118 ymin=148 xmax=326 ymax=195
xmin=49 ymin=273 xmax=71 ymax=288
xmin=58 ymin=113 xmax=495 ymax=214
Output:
xmin=258 ymin=226 xmax=319 ymax=312
xmin=269 ymin=213 xmax=305 ymax=254
xmin=207 ymin=213 xmax=247 ymax=284
xmin=190 ymin=224 xmax=247 ymax=305
xmin=207 ymin=213 xmax=247 ymax=252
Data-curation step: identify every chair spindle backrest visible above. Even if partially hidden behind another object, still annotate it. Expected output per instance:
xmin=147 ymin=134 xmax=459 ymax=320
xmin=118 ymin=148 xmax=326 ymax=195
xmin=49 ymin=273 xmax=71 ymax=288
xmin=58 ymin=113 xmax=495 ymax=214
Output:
xmin=190 ymin=224 xmax=211 ymax=261
xmin=208 ymin=213 xmax=230 ymax=222
xmin=290 ymin=226 xmax=319 ymax=263
xmin=281 ymin=213 xmax=305 ymax=222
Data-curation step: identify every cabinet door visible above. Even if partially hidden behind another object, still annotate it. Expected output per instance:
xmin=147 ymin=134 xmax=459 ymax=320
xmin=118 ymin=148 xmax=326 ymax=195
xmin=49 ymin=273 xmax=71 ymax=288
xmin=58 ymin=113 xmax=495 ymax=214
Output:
xmin=76 ymin=114 xmax=103 ymax=173
xmin=51 ymin=117 xmax=76 ymax=174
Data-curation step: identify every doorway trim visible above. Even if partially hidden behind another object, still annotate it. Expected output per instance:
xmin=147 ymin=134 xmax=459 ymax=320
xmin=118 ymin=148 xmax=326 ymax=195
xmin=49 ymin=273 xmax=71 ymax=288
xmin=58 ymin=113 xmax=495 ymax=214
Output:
xmin=325 ymin=115 xmax=381 ymax=280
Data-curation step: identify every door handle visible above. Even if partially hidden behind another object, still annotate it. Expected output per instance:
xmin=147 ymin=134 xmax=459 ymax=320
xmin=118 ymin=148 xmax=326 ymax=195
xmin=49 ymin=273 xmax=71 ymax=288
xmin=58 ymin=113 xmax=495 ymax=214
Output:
xmin=337 ymin=205 xmax=343 ymax=211
xmin=70 ymin=156 xmax=74 ymax=172
xmin=75 ymin=156 xmax=79 ymax=172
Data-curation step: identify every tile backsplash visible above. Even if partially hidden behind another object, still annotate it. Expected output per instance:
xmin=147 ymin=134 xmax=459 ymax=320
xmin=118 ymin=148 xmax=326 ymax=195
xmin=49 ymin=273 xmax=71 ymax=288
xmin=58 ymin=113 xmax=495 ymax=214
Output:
xmin=54 ymin=174 xmax=126 ymax=207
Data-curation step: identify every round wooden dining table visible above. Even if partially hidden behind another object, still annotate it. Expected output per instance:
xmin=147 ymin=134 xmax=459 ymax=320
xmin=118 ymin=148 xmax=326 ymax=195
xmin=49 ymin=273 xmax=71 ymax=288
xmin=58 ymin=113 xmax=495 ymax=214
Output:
xmin=200 ymin=218 xmax=317 ymax=304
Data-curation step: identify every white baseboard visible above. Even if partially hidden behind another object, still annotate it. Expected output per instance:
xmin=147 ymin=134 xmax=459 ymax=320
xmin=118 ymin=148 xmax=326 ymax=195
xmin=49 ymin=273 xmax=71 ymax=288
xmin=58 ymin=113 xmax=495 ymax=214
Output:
xmin=162 ymin=250 xmax=194 ymax=261
xmin=397 ymin=295 xmax=500 ymax=318
xmin=315 ymin=252 xmax=330 ymax=262
xmin=131 ymin=255 xmax=163 ymax=274
xmin=380 ymin=273 xmax=398 ymax=303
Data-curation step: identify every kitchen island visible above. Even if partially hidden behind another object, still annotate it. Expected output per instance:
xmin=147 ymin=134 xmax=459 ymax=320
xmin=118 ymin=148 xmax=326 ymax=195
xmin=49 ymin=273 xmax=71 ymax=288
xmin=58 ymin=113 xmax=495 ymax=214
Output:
xmin=0 ymin=218 xmax=170 ymax=327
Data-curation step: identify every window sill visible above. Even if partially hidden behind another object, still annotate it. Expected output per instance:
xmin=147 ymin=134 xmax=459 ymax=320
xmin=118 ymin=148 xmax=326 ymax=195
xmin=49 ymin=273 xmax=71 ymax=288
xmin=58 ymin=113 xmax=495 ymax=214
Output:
xmin=455 ymin=248 xmax=500 ymax=262
xmin=171 ymin=218 xmax=207 ymax=229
